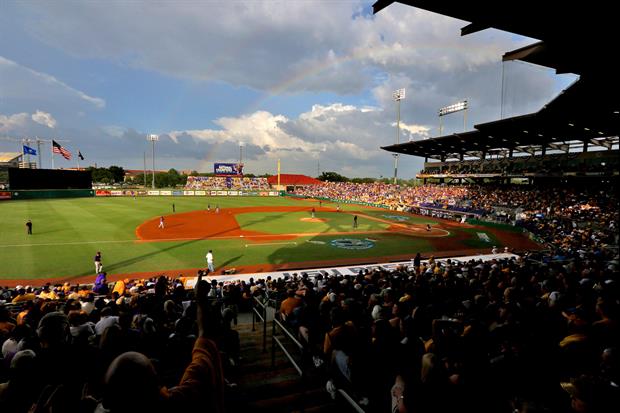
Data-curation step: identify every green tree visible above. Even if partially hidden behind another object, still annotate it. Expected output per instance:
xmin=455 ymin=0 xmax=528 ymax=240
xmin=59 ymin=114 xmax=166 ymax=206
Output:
xmin=350 ymin=177 xmax=376 ymax=184
xmin=108 ymin=165 xmax=125 ymax=183
xmin=317 ymin=171 xmax=349 ymax=182
xmin=90 ymin=167 xmax=113 ymax=184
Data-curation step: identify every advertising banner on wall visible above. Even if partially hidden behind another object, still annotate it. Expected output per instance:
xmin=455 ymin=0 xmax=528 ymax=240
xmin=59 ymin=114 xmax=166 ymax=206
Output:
xmin=0 ymin=191 xmax=12 ymax=200
xmin=214 ymin=163 xmax=243 ymax=176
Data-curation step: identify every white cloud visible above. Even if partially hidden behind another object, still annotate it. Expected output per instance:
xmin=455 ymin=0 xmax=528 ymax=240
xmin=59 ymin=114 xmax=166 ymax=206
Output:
xmin=167 ymin=103 xmax=422 ymax=176
xmin=11 ymin=2 xmax=533 ymax=95
xmin=398 ymin=122 xmax=431 ymax=140
xmin=102 ymin=125 xmax=127 ymax=138
xmin=0 ymin=110 xmax=57 ymax=133
xmin=0 ymin=56 xmax=105 ymax=109
xmin=0 ymin=2 xmax=576 ymax=177
xmin=0 ymin=112 xmax=29 ymax=133
xmin=31 ymin=110 xmax=57 ymax=128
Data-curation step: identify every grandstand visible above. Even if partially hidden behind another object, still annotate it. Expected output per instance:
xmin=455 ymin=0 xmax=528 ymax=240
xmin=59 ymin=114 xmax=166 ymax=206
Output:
xmin=185 ymin=176 xmax=270 ymax=191
xmin=0 ymin=3 xmax=618 ymax=413
xmin=379 ymin=1 xmax=619 ymax=186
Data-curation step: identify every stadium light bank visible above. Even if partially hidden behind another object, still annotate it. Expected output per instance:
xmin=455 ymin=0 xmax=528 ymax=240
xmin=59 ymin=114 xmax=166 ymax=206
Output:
xmin=438 ymin=100 xmax=468 ymax=136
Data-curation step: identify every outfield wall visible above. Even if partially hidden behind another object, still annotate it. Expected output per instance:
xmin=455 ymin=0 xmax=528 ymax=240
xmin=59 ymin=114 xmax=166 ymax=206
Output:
xmin=95 ymin=189 xmax=283 ymax=197
xmin=5 ymin=189 xmax=95 ymax=200
xmin=0 ymin=188 xmax=283 ymax=201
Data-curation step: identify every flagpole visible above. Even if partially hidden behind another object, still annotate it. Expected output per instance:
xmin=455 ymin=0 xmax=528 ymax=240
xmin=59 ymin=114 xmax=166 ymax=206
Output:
xmin=22 ymin=139 xmax=26 ymax=168
xmin=51 ymin=140 xmax=55 ymax=169
xmin=77 ymin=149 xmax=80 ymax=170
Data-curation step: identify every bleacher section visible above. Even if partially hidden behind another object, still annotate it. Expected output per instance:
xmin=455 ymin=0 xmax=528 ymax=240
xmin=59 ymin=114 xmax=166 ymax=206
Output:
xmin=418 ymin=150 xmax=619 ymax=180
xmin=185 ymin=176 xmax=270 ymax=190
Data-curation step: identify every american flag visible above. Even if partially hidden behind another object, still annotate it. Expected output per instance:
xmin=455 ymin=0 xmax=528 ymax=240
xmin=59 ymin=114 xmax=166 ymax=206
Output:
xmin=52 ymin=140 xmax=72 ymax=160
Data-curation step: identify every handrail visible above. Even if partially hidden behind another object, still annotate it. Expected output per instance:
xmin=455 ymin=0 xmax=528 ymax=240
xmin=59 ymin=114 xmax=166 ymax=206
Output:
xmin=273 ymin=335 xmax=303 ymax=376
xmin=270 ymin=313 xmax=365 ymax=412
xmin=273 ymin=316 xmax=303 ymax=350
xmin=251 ymin=295 xmax=268 ymax=352
xmin=337 ymin=389 xmax=366 ymax=413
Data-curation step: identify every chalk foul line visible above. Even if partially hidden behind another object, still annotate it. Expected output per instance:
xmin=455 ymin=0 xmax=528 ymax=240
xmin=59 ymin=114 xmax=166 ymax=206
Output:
xmin=245 ymin=242 xmax=298 ymax=248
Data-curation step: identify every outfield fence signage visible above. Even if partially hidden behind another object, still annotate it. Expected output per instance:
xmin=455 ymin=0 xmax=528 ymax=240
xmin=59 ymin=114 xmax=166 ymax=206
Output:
xmin=91 ymin=189 xmax=283 ymax=197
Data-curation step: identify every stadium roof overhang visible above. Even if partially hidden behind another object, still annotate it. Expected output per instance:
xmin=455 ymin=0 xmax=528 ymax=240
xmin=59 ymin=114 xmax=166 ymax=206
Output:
xmin=0 ymin=152 xmax=22 ymax=163
xmin=374 ymin=1 xmax=620 ymax=161
xmin=383 ymin=75 xmax=620 ymax=160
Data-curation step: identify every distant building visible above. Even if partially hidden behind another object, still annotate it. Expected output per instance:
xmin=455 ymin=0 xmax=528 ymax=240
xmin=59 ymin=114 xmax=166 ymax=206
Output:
xmin=124 ymin=169 xmax=167 ymax=182
xmin=267 ymin=174 xmax=322 ymax=191
xmin=0 ymin=153 xmax=24 ymax=187
xmin=0 ymin=152 xmax=23 ymax=169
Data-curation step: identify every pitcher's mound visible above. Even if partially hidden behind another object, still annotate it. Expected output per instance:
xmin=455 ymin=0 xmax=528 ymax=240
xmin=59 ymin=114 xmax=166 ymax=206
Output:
xmin=300 ymin=217 xmax=328 ymax=223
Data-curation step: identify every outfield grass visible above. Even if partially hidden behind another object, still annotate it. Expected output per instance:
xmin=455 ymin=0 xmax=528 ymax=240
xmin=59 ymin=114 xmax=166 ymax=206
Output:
xmin=235 ymin=211 xmax=389 ymax=233
xmin=0 ymin=196 xmax=467 ymax=280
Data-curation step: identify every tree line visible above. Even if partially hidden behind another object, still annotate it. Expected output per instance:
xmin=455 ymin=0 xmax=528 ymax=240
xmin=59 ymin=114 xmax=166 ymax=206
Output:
xmin=317 ymin=171 xmax=420 ymax=186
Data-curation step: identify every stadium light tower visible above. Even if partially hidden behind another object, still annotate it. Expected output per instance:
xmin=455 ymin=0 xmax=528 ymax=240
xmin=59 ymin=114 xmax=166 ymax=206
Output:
xmin=438 ymin=100 xmax=468 ymax=136
xmin=147 ymin=134 xmax=159 ymax=189
xmin=239 ymin=141 xmax=244 ymax=166
xmin=392 ymin=88 xmax=406 ymax=184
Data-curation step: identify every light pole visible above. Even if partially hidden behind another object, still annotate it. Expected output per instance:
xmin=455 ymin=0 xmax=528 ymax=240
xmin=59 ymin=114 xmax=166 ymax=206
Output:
xmin=438 ymin=100 xmax=468 ymax=136
xmin=147 ymin=134 xmax=159 ymax=189
xmin=392 ymin=88 xmax=406 ymax=184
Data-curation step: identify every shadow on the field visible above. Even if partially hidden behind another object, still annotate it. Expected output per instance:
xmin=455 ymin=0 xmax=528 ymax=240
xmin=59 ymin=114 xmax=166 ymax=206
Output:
xmin=237 ymin=210 xmax=289 ymax=229
xmin=265 ymin=208 xmax=374 ymax=266
xmin=66 ymin=237 xmax=206 ymax=278
xmin=217 ymin=255 xmax=242 ymax=270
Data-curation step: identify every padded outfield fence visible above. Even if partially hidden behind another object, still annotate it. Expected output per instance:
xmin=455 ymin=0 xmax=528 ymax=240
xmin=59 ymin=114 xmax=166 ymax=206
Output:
xmin=0 ymin=188 xmax=284 ymax=200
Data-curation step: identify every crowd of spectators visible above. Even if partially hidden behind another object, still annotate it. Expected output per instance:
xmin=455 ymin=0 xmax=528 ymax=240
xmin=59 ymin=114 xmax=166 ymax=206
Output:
xmin=420 ymin=151 xmax=619 ymax=177
xmin=267 ymin=251 xmax=619 ymax=412
xmin=184 ymin=176 xmax=270 ymax=191
xmin=295 ymin=183 xmax=619 ymax=257
xmin=295 ymin=182 xmax=471 ymax=210
xmin=1 ymin=177 xmax=618 ymax=412
xmin=0 ymin=273 xmax=254 ymax=412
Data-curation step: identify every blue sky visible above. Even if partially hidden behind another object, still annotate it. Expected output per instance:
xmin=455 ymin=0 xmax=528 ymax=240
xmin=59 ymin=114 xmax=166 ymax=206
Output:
xmin=0 ymin=1 xmax=576 ymax=177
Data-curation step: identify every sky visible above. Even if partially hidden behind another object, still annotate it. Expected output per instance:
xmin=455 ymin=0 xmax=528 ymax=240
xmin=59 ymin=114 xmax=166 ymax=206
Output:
xmin=0 ymin=0 xmax=577 ymax=178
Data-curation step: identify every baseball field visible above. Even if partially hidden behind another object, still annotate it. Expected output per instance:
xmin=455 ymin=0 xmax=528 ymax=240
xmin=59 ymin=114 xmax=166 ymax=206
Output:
xmin=0 ymin=196 xmax=538 ymax=285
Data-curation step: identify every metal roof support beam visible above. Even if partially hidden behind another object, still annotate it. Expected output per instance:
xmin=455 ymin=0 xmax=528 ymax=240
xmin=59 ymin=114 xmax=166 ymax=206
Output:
xmin=461 ymin=22 xmax=491 ymax=36
xmin=590 ymin=138 xmax=613 ymax=149
xmin=548 ymin=142 xmax=570 ymax=153
xmin=518 ymin=146 xmax=537 ymax=155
